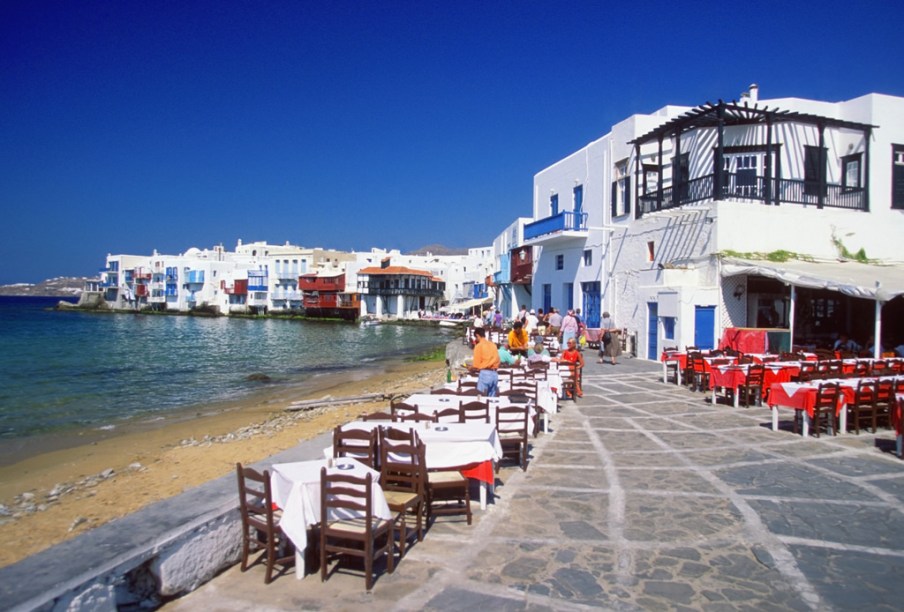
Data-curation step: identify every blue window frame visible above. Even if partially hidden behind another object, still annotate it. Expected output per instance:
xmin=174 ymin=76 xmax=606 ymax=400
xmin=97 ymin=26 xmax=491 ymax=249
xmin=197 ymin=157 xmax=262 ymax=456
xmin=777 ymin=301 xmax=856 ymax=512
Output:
xmin=662 ymin=316 xmax=676 ymax=340
xmin=555 ymin=254 xmax=564 ymax=270
xmin=550 ymin=194 xmax=558 ymax=216
xmin=542 ymin=284 xmax=552 ymax=312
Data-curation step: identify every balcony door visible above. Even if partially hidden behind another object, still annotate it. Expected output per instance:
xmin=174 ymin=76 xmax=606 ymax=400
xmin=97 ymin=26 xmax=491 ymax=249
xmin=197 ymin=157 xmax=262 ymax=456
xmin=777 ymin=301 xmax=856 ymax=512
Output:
xmin=581 ymin=281 xmax=600 ymax=328
xmin=723 ymin=153 xmax=763 ymax=198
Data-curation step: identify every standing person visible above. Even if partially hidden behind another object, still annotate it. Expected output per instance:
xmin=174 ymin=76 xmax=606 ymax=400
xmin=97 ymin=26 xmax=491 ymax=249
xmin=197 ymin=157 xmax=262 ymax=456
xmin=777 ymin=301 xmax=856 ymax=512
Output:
xmin=558 ymin=337 xmax=584 ymax=397
xmin=547 ymin=308 xmax=563 ymax=337
xmin=470 ymin=327 xmax=500 ymax=397
xmin=518 ymin=304 xmax=529 ymax=324
xmin=472 ymin=311 xmax=484 ymax=329
xmin=493 ymin=308 xmax=503 ymax=328
xmin=599 ymin=311 xmax=621 ymax=365
xmin=525 ymin=309 xmax=539 ymax=337
xmin=560 ymin=309 xmax=579 ymax=346
xmin=508 ymin=320 xmax=530 ymax=357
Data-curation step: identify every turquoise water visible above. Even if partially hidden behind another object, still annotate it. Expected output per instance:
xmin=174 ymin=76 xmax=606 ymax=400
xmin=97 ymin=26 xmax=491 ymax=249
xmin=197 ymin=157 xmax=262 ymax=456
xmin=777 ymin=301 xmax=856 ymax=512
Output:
xmin=0 ymin=297 xmax=450 ymax=439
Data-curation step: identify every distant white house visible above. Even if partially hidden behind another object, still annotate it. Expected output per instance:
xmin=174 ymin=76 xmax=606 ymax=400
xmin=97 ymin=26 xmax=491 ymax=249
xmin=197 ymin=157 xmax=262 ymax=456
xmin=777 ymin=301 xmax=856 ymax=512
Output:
xmin=523 ymin=86 xmax=904 ymax=358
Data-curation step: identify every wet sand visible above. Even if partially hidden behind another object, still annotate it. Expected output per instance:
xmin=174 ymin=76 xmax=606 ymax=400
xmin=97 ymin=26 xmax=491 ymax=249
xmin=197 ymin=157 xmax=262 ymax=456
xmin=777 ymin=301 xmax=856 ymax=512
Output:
xmin=0 ymin=359 xmax=447 ymax=568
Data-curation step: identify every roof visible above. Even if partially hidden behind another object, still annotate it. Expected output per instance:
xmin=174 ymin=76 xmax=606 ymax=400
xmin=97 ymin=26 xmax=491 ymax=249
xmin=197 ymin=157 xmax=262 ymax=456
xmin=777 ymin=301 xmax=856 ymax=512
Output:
xmin=630 ymin=100 xmax=876 ymax=147
xmin=447 ymin=296 xmax=493 ymax=312
xmin=721 ymin=257 xmax=904 ymax=301
xmin=358 ymin=266 xmax=444 ymax=283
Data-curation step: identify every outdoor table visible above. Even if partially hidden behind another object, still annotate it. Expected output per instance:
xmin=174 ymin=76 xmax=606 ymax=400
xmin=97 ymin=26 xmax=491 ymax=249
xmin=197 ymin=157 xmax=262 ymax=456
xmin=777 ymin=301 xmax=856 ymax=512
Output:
xmin=332 ymin=420 xmax=502 ymax=510
xmin=270 ymin=458 xmax=390 ymax=579
xmin=661 ymin=351 xmax=686 ymax=384
xmin=768 ymin=379 xmax=858 ymax=437
xmin=710 ymin=362 xmax=803 ymax=407
xmin=405 ymin=393 xmax=540 ymax=435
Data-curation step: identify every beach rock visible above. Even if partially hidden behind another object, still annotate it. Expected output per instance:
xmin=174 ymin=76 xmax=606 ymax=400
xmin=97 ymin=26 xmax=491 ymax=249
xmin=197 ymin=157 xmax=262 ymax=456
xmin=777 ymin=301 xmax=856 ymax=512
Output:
xmin=128 ymin=462 xmax=143 ymax=471
xmin=101 ymin=468 xmax=115 ymax=479
xmin=0 ymin=504 xmax=10 ymax=517
xmin=69 ymin=516 xmax=87 ymax=531
xmin=19 ymin=492 xmax=35 ymax=502
xmin=245 ymin=373 xmax=272 ymax=383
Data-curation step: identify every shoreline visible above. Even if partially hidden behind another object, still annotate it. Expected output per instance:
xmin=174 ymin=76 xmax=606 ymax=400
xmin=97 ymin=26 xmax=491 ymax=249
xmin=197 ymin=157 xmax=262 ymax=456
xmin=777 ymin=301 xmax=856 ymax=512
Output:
xmin=0 ymin=357 xmax=447 ymax=568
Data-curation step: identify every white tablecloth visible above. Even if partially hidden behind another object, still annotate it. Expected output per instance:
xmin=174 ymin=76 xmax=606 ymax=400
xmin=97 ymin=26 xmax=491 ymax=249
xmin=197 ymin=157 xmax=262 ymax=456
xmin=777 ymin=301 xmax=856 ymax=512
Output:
xmin=404 ymin=393 xmax=538 ymax=435
xmin=446 ymin=375 xmax=558 ymax=415
xmin=270 ymin=459 xmax=391 ymax=554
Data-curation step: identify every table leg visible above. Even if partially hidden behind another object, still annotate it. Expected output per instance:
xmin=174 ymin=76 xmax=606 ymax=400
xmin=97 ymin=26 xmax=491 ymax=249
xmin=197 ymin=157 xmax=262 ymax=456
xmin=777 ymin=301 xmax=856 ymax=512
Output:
xmin=711 ymin=387 xmax=717 ymax=406
xmin=838 ymin=403 xmax=847 ymax=435
xmin=295 ymin=550 xmax=305 ymax=580
xmin=543 ymin=412 xmax=549 ymax=433
xmin=802 ymin=411 xmax=810 ymax=438
xmin=897 ymin=434 xmax=902 ymax=458
xmin=662 ymin=362 xmax=667 ymax=384
xmin=677 ymin=367 xmax=682 ymax=386
xmin=480 ymin=482 xmax=487 ymax=510
xmin=771 ymin=406 xmax=779 ymax=431
xmin=733 ymin=387 xmax=740 ymax=409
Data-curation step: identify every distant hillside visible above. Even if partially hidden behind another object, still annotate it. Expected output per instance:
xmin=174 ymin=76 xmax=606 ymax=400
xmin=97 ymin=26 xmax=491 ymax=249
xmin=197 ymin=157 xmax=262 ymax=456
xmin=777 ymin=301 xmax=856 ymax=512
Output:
xmin=406 ymin=244 xmax=469 ymax=256
xmin=0 ymin=277 xmax=90 ymax=296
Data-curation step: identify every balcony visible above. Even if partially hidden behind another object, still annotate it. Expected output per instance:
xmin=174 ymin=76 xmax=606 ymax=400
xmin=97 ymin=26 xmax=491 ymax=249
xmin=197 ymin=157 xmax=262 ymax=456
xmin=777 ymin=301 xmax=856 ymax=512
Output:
xmin=184 ymin=270 xmax=205 ymax=284
xmin=523 ymin=211 xmax=589 ymax=246
xmin=637 ymin=173 xmax=867 ymax=217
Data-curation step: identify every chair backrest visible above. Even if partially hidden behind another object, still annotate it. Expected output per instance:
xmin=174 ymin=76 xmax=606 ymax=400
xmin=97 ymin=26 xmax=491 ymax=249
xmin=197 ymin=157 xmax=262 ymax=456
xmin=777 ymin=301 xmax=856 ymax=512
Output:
xmin=738 ymin=355 xmax=754 ymax=365
xmin=496 ymin=404 xmax=529 ymax=439
xmin=321 ymin=467 xmax=373 ymax=526
xmin=236 ymin=463 xmax=276 ymax=532
xmin=871 ymin=360 xmax=888 ymax=375
xmin=798 ymin=362 xmax=817 ymax=381
xmin=527 ymin=362 xmax=549 ymax=379
xmin=433 ymin=407 xmax=462 ymax=423
xmin=333 ymin=426 xmax=378 ymax=469
xmin=430 ymin=387 xmax=459 ymax=395
xmin=361 ymin=410 xmax=395 ymax=422
xmin=458 ymin=380 xmax=478 ymax=390
xmin=379 ymin=430 xmax=425 ymax=496
xmin=746 ymin=364 xmax=765 ymax=386
xmin=456 ymin=387 xmax=481 ymax=396
xmin=459 ymin=400 xmax=490 ymax=423
xmin=397 ymin=411 xmax=437 ymax=423
xmin=854 ymin=379 xmax=876 ymax=405
xmin=850 ymin=361 xmax=871 ymax=378
xmin=815 ymin=382 xmax=839 ymax=409
xmin=391 ymin=402 xmax=419 ymax=419
xmin=875 ymin=378 xmax=894 ymax=404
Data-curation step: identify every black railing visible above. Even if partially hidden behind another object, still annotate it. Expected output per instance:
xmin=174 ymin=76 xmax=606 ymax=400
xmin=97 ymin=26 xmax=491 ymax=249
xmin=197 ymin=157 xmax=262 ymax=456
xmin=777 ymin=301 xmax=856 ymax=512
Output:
xmin=638 ymin=173 xmax=866 ymax=216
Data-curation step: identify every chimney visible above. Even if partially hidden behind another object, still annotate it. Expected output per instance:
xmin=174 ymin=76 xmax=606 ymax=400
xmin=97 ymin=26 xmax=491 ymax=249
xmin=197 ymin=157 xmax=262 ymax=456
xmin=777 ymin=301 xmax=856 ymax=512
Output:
xmin=748 ymin=83 xmax=758 ymax=104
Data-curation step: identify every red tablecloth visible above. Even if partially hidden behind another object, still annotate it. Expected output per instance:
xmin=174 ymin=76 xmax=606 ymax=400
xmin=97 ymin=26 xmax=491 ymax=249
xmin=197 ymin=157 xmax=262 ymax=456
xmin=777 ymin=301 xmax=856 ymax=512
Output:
xmin=768 ymin=382 xmax=855 ymax=418
xmin=892 ymin=395 xmax=904 ymax=437
xmin=461 ymin=460 xmax=494 ymax=485
xmin=661 ymin=351 xmax=687 ymax=370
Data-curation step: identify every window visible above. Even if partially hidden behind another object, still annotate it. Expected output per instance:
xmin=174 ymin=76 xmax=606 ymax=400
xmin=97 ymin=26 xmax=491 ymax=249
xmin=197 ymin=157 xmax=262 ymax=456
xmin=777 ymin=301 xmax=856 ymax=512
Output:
xmin=555 ymin=254 xmax=564 ymax=270
xmin=542 ymin=284 xmax=552 ymax=311
xmin=647 ymin=241 xmax=655 ymax=262
xmin=611 ymin=160 xmax=631 ymax=217
xmin=550 ymin=193 xmax=558 ymax=216
xmin=662 ymin=317 xmax=676 ymax=340
xmin=564 ymin=283 xmax=574 ymax=310
xmin=724 ymin=153 xmax=762 ymax=197
xmin=841 ymin=153 xmax=861 ymax=191
xmin=674 ymin=153 xmax=689 ymax=200
xmin=804 ymin=145 xmax=826 ymax=196
xmin=642 ymin=164 xmax=659 ymax=194
xmin=893 ymin=144 xmax=904 ymax=209
xmin=583 ymin=249 xmax=592 ymax=266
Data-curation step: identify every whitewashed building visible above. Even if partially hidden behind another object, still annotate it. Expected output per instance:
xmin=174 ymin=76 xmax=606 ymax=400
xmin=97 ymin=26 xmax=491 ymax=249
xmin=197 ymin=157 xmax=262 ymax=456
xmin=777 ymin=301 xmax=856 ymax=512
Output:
xmin=490 ymin=218 xmax=535 ymax=320
xmin=525 ymin=87 xmax=904 ymax=359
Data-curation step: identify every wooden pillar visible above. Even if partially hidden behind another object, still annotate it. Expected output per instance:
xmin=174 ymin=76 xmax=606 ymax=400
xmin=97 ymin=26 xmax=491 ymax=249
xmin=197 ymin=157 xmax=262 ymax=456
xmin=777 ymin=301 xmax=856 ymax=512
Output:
xmin=765 ymin=115 xmax=773 ymax=204
xmin=863 ymin=127 xmax=871 ymax=212
xmin=817 ymin=123 xmax=826 ymax=209
xmin=634 ymin=143 xmax=642 ymax=219
xmin=657 ymin=136 xmax=664 ymax=211
xmin=714 ymin=103 xmax=724 ymax=201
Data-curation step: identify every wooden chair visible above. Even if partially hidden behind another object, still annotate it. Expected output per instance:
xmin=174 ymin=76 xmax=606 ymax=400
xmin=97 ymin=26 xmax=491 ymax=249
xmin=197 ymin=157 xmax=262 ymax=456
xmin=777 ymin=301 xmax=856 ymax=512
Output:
xmin=430 ymin=387 xmax=459 ymax=395
xmin=847 ymin=379 xmax=878 ymax=434
xmin=528 ymin=361 xmax=549 ymax=379
xmin=361 ymin=410 xmax=395 ymax=422
xmin=871 ymin=360 xmax=889 ymax=377
xmin=874 ymin=378 xmax=895 ymax=429
xmin=378 ymin=428 xmax=426 ymax=557
xmin=797 ymin=382 xmax=839 ymax=438
xmin=397 ymin=411 xmax=437 ymax=424
xmin=496 ymin=404 xmax=529 ymax=471
xmin=433 ymin=407 xmax=462 ymax=423
xmin=455 ymin=387 xmax=481 ymax=396
xmin=319 ymin=468 xmax=395 ymax=591
xmin=738 ymin=364 xmax=765 ymax=407
xmin=459 ymin=400 xmax=490 ymax=423
xmin=235 ymin=463 xmax=294 ymax=584
xmin=849 ymin=360 xmax=871 ymax=378
xmin=559 ymin=362 xmax=579 ymax=400
xmin=390 ymin=402 xmax=418 ymax=420
xmin=426 ymin=467 xmax=472 ymax=526
xmin=795 ymin=361 xmax=817 ymax=382
xmin=333 ymin=426 xmax=378 ymax=469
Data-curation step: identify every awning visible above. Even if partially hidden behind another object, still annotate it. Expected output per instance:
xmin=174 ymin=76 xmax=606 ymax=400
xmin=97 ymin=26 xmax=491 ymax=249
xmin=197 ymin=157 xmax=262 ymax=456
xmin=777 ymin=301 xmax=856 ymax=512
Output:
xmin=721 ymin=257 xmax=904 ymax=301
xmin=447 ymin=297 xmax=493 ymax=312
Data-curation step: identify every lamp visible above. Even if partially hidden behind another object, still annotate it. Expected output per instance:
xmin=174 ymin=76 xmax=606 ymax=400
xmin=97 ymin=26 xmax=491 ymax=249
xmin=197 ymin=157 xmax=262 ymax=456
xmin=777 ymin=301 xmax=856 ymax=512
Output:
xmin=733 ymin=285 xmax=744 ymax=300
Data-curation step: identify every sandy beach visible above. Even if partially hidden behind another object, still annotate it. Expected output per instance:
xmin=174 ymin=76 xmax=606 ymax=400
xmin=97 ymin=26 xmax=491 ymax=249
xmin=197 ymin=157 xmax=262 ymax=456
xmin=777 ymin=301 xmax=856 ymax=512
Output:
xmin=0 ymin=358 xmax=447 ymax=568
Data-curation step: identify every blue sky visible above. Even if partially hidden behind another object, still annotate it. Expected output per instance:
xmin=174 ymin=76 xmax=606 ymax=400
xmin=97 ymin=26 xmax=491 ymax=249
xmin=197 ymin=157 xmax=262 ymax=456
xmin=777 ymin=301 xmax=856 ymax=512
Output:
xmin=2 ymin=0 xmax=901 ymax=284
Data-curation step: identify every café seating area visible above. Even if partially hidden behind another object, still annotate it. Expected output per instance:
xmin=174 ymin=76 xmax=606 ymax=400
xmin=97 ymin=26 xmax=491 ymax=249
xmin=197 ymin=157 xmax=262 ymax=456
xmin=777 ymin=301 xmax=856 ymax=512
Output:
xmin=235 ymin=358 xmax=564 ymax=590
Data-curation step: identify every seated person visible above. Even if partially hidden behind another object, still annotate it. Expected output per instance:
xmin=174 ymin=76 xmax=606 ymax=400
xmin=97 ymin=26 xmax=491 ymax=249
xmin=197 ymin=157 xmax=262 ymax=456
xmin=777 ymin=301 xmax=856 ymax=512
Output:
xmin=508 ymin=320 xmax=530 ymax=356
xmin=527 ymin=342 xmax=551 ymax=364
xmin=833 ymin=333 xmax=860 ymax=353
xmin=497 ymin=339 xmax=521 ymax=367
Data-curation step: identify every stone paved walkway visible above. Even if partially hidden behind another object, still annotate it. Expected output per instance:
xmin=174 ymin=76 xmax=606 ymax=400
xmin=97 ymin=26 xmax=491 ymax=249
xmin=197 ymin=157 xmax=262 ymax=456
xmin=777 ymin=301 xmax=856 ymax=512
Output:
xmin=165 ymin=358 xmax=904 ymax=611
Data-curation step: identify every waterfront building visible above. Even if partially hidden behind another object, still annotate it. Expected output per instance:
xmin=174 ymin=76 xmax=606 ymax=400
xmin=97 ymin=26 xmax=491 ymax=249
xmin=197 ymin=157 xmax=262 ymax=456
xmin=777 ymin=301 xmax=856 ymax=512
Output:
xmin=355 ymin=257 xmax=446 ymax=318
xmin=489 ymin=218 xmax=535 ymax=320
xmin=522 ymin=86 xmax=904 ymax=358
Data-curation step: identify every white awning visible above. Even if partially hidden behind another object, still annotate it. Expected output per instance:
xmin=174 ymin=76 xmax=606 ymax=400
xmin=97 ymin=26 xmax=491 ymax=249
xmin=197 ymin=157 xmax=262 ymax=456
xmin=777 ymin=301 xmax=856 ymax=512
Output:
xmin=447 ymin=297 xmax=493 ymax=312
xmin=721 ymin=257 xmax=904 ymax=301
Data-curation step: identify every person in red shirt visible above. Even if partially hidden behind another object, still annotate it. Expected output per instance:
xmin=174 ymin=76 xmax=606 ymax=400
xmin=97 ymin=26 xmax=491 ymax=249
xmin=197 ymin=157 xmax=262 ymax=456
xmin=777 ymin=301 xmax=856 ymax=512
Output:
xmin=558 ymin=337 xmax=584 ymax=398
xmin=470 ymin=326 xmax=501 ymax=396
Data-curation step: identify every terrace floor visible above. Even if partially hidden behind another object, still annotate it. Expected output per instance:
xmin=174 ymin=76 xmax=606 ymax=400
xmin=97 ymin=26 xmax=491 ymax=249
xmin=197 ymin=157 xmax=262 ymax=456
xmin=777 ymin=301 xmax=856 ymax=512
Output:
xmin=164 ymin=357 xmax=904 ymax=611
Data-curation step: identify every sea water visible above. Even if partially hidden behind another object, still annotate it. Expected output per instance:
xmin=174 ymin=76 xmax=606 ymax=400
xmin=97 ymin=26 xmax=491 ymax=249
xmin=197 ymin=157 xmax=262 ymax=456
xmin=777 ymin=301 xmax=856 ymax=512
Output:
xmin=0 ymin=296 xmax=451 ymax=441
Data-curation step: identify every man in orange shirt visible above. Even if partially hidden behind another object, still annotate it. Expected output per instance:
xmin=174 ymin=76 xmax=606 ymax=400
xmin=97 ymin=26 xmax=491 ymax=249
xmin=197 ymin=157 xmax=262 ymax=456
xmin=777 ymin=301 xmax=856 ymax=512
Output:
xmin=470 ymin=327 xmax=501 ymax=396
